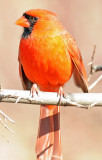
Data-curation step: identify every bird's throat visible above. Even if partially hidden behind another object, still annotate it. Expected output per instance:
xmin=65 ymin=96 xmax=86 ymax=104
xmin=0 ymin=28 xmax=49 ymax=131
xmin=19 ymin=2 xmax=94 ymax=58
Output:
xmin=22 ymin=25 xmax=33 ymax=39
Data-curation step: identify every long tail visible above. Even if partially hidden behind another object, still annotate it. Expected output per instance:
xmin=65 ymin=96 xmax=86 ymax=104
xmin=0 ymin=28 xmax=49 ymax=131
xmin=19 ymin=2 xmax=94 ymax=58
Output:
xmin=36 ymin=105 xmax=62 ymax=160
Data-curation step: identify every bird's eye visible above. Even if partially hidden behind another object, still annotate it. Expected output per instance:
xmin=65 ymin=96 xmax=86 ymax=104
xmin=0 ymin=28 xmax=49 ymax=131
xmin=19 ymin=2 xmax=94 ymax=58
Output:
xmin=34 ymin=17 xmax=38 ymax=21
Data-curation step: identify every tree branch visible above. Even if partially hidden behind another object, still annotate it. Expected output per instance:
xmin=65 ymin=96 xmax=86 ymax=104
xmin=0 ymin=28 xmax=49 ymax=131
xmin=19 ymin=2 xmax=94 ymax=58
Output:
xmin=92 ymin=65 xmax=102 ymax=72
xmin=0 ymin=89 xmax=102 ymax=108
xmin=88 ymin=45 xmax=102 ymax=82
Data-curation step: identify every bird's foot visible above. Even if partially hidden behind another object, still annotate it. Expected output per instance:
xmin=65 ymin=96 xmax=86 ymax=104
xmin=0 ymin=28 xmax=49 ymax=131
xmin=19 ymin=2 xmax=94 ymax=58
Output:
xmin=57 ymin=87 xmax=64 ymax=105
xmin=30 ymin=84 xmax=39 ymax=97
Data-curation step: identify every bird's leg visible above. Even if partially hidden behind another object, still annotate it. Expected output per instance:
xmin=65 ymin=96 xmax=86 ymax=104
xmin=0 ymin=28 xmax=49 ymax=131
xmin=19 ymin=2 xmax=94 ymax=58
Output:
xmin=57 ymin=86 xmax=64 ymax=105
xmin=30 ymin=83 xmax=39 ymax=97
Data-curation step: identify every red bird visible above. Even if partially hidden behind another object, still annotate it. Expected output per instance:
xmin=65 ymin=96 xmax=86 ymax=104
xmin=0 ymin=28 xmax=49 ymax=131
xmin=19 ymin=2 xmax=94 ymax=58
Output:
xmin=16 ymin=9 xmax=88 ymax=160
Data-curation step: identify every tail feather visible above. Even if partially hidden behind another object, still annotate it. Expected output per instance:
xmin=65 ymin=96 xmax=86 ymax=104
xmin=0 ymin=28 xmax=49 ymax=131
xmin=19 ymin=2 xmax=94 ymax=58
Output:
xmin=36 ymin=105 xmax=54 ymax=159
xmin=52 ymin=106 xmax=62 ymax=159
xmin=36 ymin=105 xmax=62 ymax=160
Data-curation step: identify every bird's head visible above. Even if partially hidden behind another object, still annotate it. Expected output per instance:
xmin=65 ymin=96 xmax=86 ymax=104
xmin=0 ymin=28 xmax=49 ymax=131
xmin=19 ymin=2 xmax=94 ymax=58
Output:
xmin=16 ymin=9 xmax=57 ymax=38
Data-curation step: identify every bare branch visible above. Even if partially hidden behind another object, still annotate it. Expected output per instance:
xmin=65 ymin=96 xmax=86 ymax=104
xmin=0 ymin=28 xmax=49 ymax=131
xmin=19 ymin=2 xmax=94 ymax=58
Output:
xmin=88 ymin=45 xmax=96 ymax=81
xmin=0 ymin=89 xmax=102 ymax=108
xmin=92 ymin=65 xmax=102 ymax=72
xmin=0 ymin=110 xmax=15 ymax=133
xmin=0 ymin=84 xmax=15 ymax=133
xmin=0 ymin=110 xmax=15 ymax=124
xmin=88 ymin=45 xmax=102 ymax=81
xmin=89 ymin=74 xmax=102 ymax=91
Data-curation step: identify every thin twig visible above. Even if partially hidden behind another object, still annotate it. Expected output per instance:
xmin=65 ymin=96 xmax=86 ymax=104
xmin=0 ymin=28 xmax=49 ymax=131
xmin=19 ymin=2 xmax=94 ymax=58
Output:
xmin=88 ymin=46 xmax=102 ymax=76
xmin=89 ymin=74 xmax=102 ymax=91
xmin=0 ymin=118 xmax=14 ymax=133
xmin=0 ymin=110 xmax=15 ymax=124
xmin=0 ymin=110 xmax=15 ymax=133
xmin=88 ymin=45 xmax=102 ymax=90
xmin=92 ymin=65 xmax=102 ymax=72
xmin=88 ymin=45 xmax=96 ymax=81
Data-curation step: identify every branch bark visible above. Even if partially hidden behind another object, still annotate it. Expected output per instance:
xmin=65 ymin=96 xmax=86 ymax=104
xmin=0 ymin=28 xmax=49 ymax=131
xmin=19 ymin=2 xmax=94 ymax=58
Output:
xmin=92 ymin=65 xmax=102 ymax=72
xmin=88 ymin=45 xmax=102 ymax=82
xmin=0 ymin=89 xmax=102 ymax=108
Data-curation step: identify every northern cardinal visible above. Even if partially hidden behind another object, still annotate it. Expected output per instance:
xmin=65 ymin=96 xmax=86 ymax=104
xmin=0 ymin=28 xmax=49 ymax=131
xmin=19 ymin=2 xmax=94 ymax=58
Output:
xmin=16 ymin=9 xmax=88 ymax=160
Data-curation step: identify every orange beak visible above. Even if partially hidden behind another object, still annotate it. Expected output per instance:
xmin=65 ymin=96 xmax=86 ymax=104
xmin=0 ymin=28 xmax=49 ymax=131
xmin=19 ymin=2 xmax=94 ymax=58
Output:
xmin=15 ymin=16 xmax=30 ymax=28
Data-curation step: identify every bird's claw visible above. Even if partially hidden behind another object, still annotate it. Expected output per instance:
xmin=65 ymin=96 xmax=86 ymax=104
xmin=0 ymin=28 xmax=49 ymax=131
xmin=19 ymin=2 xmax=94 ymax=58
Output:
xmin=57 ymin=87 xmax=64 ymax=105
xmin=30 ymin=84 xmax=39 ymax=97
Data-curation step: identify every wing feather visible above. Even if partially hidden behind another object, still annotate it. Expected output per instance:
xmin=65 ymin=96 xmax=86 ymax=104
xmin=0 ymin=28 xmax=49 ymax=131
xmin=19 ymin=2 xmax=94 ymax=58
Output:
xmin=65 ymin=33 xmax=88 ymax=92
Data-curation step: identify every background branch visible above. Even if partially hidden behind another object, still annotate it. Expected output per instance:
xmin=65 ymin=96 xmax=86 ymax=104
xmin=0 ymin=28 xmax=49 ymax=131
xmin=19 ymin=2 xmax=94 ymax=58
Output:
xmin=92 ymin=65 xmax=102 ymax=72
xmin=88 ymin=45 xmax=102 ymax=82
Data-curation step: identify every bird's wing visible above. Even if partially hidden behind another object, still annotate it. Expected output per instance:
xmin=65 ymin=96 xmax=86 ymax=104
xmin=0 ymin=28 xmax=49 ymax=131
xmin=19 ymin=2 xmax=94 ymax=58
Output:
xmin=18 ymin=58 xmax=33 ymax=90
xmin=65 ymin=33 xmax=88 ymax=92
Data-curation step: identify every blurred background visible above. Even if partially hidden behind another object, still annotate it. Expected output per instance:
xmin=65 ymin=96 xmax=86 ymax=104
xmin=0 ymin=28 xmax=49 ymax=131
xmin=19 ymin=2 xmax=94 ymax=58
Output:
xmin=0 ymin=0 xmax=102 ymax=159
